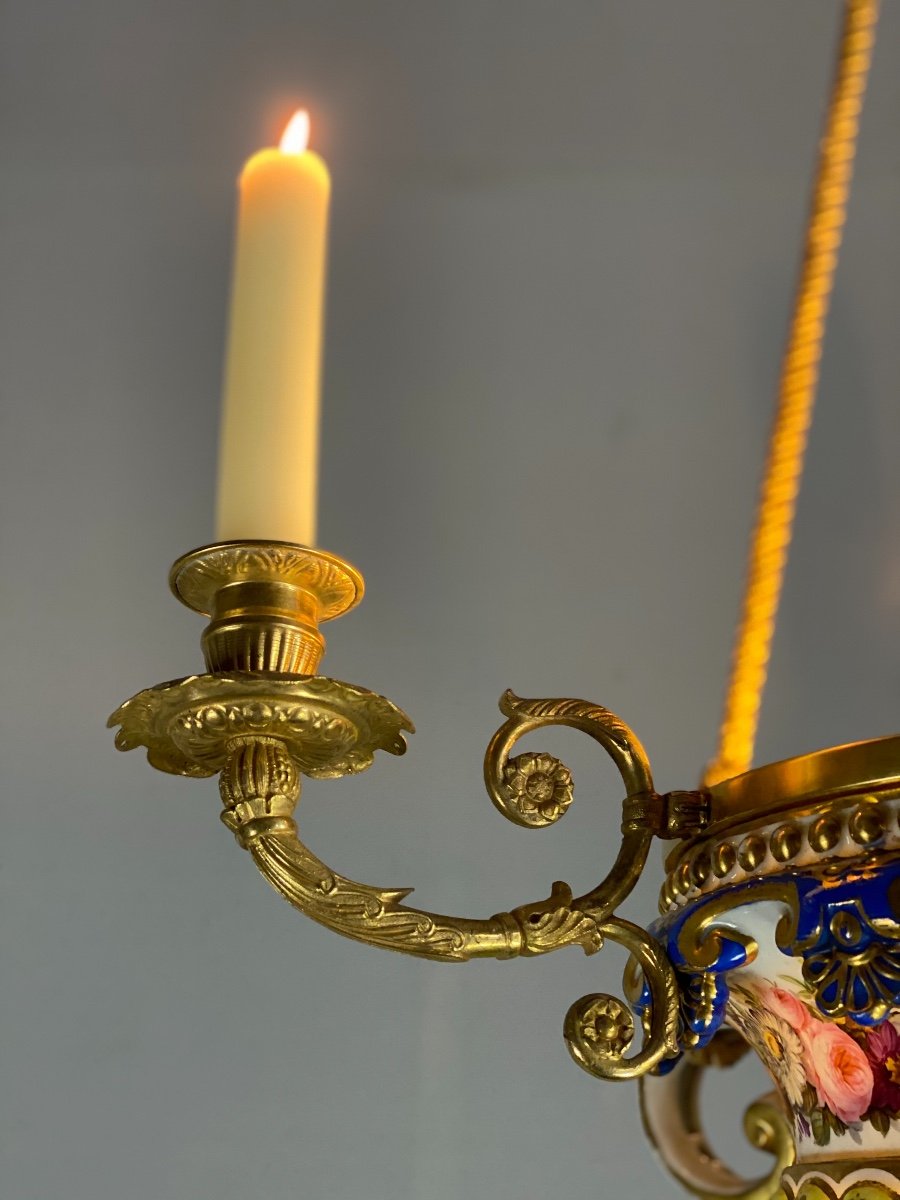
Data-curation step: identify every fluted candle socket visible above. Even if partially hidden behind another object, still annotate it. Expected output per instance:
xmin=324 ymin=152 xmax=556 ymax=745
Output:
xmin=168 ymin=541 xmax=365 ymax=675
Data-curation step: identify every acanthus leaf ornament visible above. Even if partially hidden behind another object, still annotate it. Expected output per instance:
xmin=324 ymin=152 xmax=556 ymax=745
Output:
xmin=110 ymin=534 xmax=900 ymax=1197
xmin=104 ymin=4 xmax=897 ymax=1195
xmin=109 ymin=535 xmax=900 ymax=1200
xmin=109 ymin=536 xmax=900 ymax=1198
xmin=110 ymin=558 xmax=707 ymax=1080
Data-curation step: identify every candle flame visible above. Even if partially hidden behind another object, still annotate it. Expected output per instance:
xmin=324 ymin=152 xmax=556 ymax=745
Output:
xmin=280 ymin=109 xmax=310 ymax=155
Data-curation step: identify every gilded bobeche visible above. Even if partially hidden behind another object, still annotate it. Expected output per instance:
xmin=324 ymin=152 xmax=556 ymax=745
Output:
xmin=111 ymin=626 xmax=705 ymax=1086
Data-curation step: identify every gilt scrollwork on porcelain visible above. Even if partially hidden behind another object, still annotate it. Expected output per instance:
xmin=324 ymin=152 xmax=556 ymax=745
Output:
xmin=111 ymin=680 xmax=702 ymax=1080
xmin=637 ymin=867 xmax=900 ymax=1198
xmin=630 ymin=858 xmax=900 ymax=1187
xmin=677 ymin=968 xmax=732 ymax=1051
xmin=791 ymin=870 xmax=900 ymax=1025
xmin=652 ymin=864 xmax=900 ymax=1043
xmin=632 ymin=893 xmax=757 ymax=1063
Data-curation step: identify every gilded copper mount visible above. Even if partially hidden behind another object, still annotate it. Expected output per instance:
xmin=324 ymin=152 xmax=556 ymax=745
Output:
xmin=110 ymin=540 xmax=709 ymax=1071
xmin=110 ymin=540 xmax=900 ymax=1199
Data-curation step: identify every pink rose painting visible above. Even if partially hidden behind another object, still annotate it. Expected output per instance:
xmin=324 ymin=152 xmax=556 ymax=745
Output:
xmin=804 ymin=1023 xmax=873 ymax=1125
xmin=769 ymin=985 xmax=813 ymax=1033
xmin=728 ymin=980 xmax=889 ymax=1146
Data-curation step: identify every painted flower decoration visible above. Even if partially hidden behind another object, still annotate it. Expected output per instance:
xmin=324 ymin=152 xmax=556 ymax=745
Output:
xmin=502 ymin=752 xmax=574 ymax=827
xmin=805 ymin=1022 xmax=873 ymax=1125
xmin=864 ymin=1021 xmax=900 ymax=1116
xmin=720 ymin=989 xmax=757 ymax=1042
xmin=768 ymin=985 xmax=814 ymax=1034
xmin=757 ymin=1008 xmax=808 ymax=1109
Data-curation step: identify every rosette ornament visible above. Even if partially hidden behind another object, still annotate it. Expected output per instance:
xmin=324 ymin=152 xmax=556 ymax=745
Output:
xmin=110 ymin=547 xmax=710 ymax=1087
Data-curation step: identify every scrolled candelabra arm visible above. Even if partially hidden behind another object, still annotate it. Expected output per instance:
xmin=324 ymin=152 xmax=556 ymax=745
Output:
xmin=564 ymin=915 xmax=683 ymax=1081
xmin=218 ymin=731 xmax=523 ymax=962
xmin=484 ymin=691 xmax=710 ymax=931
xmin=109 ymin=540 xmax=710 ymax=1082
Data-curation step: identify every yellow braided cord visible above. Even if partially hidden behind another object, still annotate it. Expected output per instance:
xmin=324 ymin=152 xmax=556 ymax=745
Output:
xmin=704 ymin=0 xmax=879 ymax=789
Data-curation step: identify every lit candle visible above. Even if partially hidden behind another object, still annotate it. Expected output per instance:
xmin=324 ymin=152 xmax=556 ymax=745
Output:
xmin=215 ymin=110 xmax=330 ymax=546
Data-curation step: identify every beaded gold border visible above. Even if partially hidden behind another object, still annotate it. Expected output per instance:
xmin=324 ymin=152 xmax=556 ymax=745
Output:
xmin=660 ymin=791 xmax=900 ymax=913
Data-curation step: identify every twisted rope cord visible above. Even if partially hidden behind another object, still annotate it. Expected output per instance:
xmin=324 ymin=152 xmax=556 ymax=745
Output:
xmin=704 ymin=0 xmax=880 ymax=789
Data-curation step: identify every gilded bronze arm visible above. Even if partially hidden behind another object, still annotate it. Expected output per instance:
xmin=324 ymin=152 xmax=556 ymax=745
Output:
xmin=109 ymin=542 xmax=708 ymax=1081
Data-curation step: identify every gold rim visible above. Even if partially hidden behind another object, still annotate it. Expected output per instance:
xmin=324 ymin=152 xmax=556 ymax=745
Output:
xmin=169 ymin=540 xmax=365 ymax=622
xmin=661 ymin=735 xmax=900 ymax=912
xmin=708 ymin=734 xmax=900 ymax=827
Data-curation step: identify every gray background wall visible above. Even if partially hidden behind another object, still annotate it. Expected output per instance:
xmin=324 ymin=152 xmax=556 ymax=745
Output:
xmin=3 ymin=2 xmax=900 ymax=1197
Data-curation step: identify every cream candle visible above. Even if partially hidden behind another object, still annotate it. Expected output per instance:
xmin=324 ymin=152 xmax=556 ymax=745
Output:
xmin=215 ymin=110 xmax=330 ymax=546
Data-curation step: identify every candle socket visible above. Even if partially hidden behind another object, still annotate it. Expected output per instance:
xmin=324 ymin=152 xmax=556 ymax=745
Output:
xmin=202 ymin=577 xmax=324 ymax=673
xmin=169 ymin=541 xmax=365 ymax=675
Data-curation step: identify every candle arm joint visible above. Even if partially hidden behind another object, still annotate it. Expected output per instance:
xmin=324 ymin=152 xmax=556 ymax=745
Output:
xmin=109 ymin=540 xmax=709 ymax=1082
